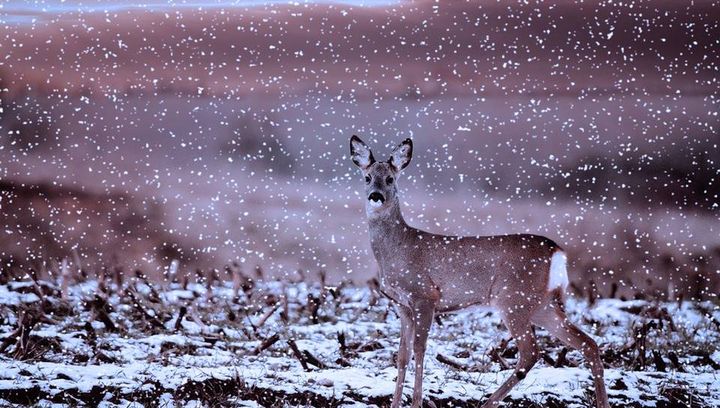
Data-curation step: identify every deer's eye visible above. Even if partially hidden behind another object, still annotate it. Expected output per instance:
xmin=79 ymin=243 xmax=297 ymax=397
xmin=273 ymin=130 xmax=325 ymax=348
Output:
xmin=386 ymin=176 xmax=394 ymax=185
xmin=365 ymin=175 xmax=371 ymax=184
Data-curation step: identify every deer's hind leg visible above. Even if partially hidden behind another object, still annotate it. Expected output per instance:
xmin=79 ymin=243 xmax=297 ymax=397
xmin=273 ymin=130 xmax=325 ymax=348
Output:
xmin=531 ymin=300 xmax=610 ymax=408
xmin=480 ymin=313 xmax=539 ymax=408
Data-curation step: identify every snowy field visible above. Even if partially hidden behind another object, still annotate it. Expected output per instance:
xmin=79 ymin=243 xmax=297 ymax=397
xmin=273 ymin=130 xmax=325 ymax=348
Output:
xmin=0 ymin=275 xmax=718 ymax=407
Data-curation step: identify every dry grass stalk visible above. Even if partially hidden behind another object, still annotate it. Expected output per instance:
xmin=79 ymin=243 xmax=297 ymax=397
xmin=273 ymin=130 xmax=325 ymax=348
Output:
xmin=587 ymin=279 xmax=598 ymax=307
xmin=337 ymin=332 xmax=348 ymax=356
xmin=366 ymin=278 xmax=380 ymax=307
xmin=255 ymin=303 xmax=281 ymax=328
xmin=72 ymin=247 xmax=83 ymax=278
xmin=90 ymin=295 xmax=117 ymax=332
xmin=253 ymin=333 xmax=280 ymax=355
xmin=84 ymin=321 xmax=97 ymax=349
xmin=174 ymin=306 xmax=188 ymax=332
xmin=287 ymin=339 xmax=309 ymax=371
xmin=541 ymin=353 xmax=556 ymax=367
xmin=113 ymin=265 xmax=124 ymax=296
xmin=187 ymin=306 xmax=208 ymax=331
xmin=668 ymin=351 xmax=686 ymax=373
xmin=287 ymin=338 xmax=326 ymax=370
xmin=302 ymin=349 xmax=327 ymax=369
xmin=307 ymin=294 xmax=321 ymax=324
xmin=0 ymin=310 xmax=39 ymax=355
xmin=652 ymin=350 xmax=667 ymax=372
xmin=436 ymin=353 xmax=469 ymax=371
xmin=555 ymin=347 xmax=570 ymax=368
xmin=39 ymin=260 xmax=47 ymax=282
xmin=206 ymin=268 xmax=220 ymax=301
xmin=126 ymin=290 xmax=164 ymax=329
xmin=60 ymin=258 xmax=70 ymax=300
xmin=29 ymin=268 xmax=38 ymax=283
xmin=280 ymin=293 xmax=290 ymax=323
xmin=232 ymin=265 xmax=242 ymax=300
xmin=167 ymin=259 xmax=180 ymax=284
xmin=699 ymin=352 xmax=720 ymax=370
xmin=13 ymin=314 xmax=40 ymax=360
xmin=195 ymin=268 xmax=205 ymax=286
xmin=254 ymin=264 xmax=264 ymax=281
xmin=488 ymin=338 xmax=512 ymax=370
xmin=97 ymin=266 xmax=109 ymax=295
xmin=134 ymin=269 xmax=161 ymax=303
xmin=318 ymin=269 xmax=329 ymax=300
xmin=28 ymin=269 xmax=45 ymax=299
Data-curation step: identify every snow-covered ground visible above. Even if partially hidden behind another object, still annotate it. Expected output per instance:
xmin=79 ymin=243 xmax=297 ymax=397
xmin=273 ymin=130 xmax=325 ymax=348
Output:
xmin=0 ymin=278 xmax=718 ymax=407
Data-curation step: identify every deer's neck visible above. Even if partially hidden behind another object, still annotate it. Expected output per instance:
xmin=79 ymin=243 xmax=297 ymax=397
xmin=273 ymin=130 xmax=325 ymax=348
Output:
xmin=367 ymin=200 xmax=412 ymax=259
xmin=368 ymin=199 xmax=407 ymax=228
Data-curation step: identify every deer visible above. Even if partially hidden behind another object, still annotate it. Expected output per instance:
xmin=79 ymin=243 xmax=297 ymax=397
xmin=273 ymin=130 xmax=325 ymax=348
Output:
xmin=349 ymin=135 xmax=610 ymax=408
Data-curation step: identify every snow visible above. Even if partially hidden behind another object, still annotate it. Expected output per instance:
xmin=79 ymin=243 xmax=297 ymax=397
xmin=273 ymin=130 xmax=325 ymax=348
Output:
xmin=0 ymin=279 xmax=718 ymax=407
xmin=0 ymin=285 xmax=38 ymax=306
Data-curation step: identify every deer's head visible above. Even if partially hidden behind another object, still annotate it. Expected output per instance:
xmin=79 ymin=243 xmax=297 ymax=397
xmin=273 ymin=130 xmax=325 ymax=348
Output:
xmin=349 ymin=135 xmax=412 ymax=216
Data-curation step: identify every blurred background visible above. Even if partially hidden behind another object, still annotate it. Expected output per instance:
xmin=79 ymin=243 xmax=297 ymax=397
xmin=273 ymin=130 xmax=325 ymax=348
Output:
xmin=0 ymin=0 xmax=717 ymax=298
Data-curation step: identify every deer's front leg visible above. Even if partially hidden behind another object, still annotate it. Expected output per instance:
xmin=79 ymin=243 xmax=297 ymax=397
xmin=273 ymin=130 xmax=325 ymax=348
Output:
xmin=410 ymin=298 xmax=436 ymax=408
xmin=391 ymin=305 xmax=414 ymax=408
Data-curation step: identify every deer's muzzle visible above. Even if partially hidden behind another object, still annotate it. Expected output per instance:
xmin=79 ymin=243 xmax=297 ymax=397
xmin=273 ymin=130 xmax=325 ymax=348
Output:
xmin=368 ymin=192 xmax=385 ymax=204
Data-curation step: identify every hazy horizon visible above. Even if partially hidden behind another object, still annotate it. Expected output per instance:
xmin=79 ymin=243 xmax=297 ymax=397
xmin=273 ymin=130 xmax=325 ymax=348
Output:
xmin=2 ymin=0 xmax=399 ymax=24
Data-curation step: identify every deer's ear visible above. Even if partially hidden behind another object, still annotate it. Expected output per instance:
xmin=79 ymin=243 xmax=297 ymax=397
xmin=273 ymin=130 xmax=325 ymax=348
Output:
xmin=350 ymin=135 xmax=375 ymax=169
xmin=389 ymin=138 xmax=413 ymax=171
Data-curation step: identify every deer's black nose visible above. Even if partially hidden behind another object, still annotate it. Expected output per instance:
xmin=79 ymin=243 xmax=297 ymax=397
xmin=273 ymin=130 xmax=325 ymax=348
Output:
xmin=368 ymin=192 xmax=385 ymax=203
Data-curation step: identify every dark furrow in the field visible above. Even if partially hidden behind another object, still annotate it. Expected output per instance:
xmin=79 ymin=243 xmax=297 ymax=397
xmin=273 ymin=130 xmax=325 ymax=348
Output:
xmin=0 ymin=378 xmax=343 ymax=407
xmin=0 ymin=377 xmax=712 ymax=408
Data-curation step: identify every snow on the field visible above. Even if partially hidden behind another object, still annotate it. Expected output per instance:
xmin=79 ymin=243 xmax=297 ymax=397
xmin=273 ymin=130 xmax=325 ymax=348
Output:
xmin=0 ymin=280 xmax=718 ymax=407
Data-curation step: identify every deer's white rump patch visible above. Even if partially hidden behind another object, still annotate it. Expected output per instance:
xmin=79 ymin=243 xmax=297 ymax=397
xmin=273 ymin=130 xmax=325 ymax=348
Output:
xmin=548 ymin=250 xmax=569 ymax=290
